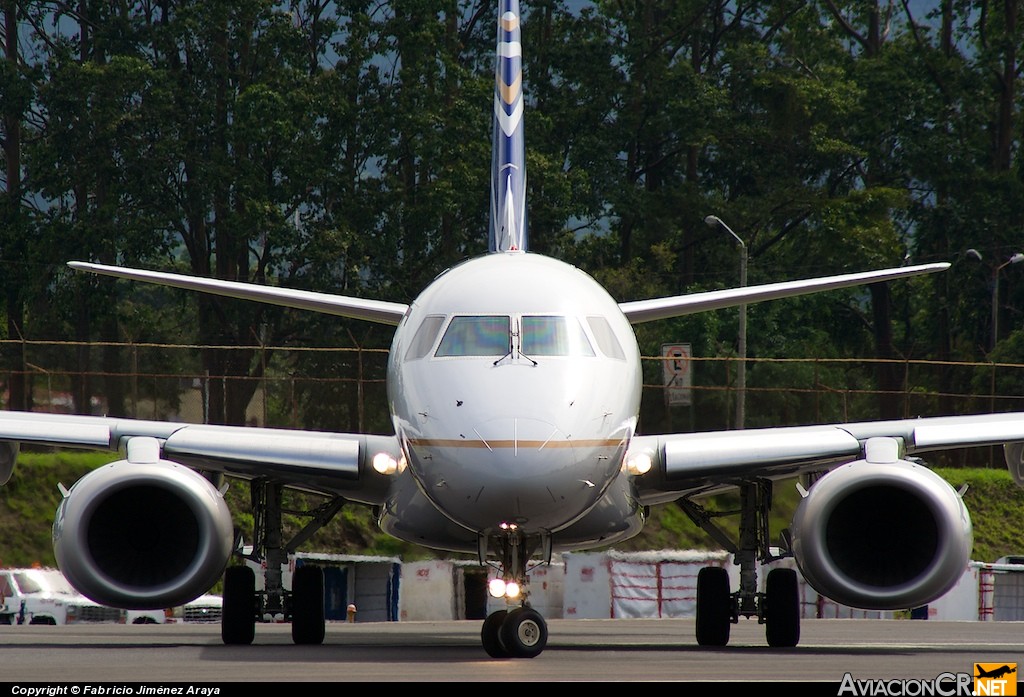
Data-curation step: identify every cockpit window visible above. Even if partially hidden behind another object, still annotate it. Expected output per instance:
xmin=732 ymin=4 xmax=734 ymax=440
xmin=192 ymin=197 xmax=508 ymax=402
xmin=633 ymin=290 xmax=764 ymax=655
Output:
xmin=405 ymin=315 xmax=446 ymax=361
xmin=436 ymin=316 xmax=511 ymax=357
xmin=586 ymin=316 xmax=626 ymax=359
xmin=521 ymin=316 xmax=595 ymax=356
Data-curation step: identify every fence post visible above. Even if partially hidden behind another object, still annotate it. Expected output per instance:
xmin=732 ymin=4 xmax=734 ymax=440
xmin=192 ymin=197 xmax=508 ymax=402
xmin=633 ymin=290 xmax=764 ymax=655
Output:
xmin=346 ymin=329 xmax=365 ymax=433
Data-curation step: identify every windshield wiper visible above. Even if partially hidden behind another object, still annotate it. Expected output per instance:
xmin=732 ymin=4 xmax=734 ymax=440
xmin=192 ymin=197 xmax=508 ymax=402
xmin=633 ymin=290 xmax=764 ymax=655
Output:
xmin=493 ymin=318 xmax=537 ymax=365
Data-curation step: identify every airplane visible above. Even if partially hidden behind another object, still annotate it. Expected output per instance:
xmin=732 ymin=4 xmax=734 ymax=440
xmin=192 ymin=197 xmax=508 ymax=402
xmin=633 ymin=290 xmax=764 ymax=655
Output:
xmin=0 ymin=0 xmax=1023 ymax=660
xmin=976 ymin=665 xmax=1017 ymax=680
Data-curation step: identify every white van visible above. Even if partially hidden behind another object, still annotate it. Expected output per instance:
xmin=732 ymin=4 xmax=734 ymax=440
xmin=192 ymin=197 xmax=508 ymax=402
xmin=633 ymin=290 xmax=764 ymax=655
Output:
xmin=0 ymin=567 xmax=125 ymax=625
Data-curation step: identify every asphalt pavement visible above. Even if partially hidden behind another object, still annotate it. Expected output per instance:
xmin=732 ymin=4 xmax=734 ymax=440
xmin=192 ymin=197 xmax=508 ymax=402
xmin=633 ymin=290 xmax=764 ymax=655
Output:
xmin=0 ymin=618 xmax=1020 ymax=687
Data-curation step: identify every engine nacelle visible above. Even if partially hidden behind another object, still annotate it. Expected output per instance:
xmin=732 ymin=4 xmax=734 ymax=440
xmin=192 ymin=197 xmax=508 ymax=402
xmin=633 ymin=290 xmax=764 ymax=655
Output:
xmin=53 ymin=458 xmax=234 ymax=610
xmin=1004 ymin=442 xmax=1024 ymax=486
xmin=789 ymin=456 xmax=972 ymax=610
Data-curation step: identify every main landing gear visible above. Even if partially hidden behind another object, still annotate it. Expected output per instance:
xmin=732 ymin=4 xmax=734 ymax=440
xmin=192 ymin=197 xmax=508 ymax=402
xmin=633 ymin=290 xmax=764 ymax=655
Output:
xmin=479 ymin=528 xmax=550 ymax=658
xmin=680 ymin=479 xmax=801 ymax=648
xmin=221 ymin=478 xmax=343 ymax=646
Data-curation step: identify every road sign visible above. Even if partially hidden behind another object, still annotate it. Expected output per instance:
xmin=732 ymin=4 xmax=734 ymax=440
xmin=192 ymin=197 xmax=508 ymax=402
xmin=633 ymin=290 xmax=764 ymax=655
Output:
xmin=662 ymin=343 xmax=692 ymax=407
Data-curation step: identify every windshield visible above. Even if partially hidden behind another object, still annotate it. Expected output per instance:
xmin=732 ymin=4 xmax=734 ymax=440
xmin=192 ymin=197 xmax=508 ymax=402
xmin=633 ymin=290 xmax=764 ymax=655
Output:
xmin=405 ymin=315 xmax=446 ymax=361
xmin=521 ymin=316 xmax=595 ymax=356
xmin=14 ymin=570 xmax=75 ymax=595
xmin=586 ymin=316 xmax=626 ymax=360
xmin=436 ymin=316 xmax=511 ymax=357
xmin=433 ymin=315 xmax=602 ymax=359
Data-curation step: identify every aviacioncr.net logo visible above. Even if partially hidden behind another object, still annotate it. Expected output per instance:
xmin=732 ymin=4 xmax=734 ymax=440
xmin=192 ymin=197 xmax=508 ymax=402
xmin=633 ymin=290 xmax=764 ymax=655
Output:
xmin=837 ymin=672 xmax=974 ymax=696
xmin=974 ymin=663 xmax=1017 ymax=696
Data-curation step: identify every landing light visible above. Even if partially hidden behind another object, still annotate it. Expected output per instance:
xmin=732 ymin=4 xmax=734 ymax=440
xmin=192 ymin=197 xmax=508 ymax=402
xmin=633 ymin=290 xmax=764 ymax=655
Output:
xmin=487 ymin=578 xmax=522 ymax=599
xmin=624 ymin=451 xmax=653 ymax=476
xmin=372 ymin=452 xmax=399 ymax=475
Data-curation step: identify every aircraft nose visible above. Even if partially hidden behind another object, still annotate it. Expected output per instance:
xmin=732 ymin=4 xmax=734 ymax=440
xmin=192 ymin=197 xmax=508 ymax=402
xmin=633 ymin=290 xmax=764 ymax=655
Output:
xmin=408 ymin=414 xmax=625 ymax=531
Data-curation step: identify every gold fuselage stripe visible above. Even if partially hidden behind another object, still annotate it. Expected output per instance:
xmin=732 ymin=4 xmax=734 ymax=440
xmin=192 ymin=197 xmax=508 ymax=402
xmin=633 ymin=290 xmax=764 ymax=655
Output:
xmin=407 ymin=438 xmax=623 ymax=449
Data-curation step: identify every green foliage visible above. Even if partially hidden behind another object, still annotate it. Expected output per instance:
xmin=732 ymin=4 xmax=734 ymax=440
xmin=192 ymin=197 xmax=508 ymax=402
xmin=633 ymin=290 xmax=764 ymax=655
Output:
xmin=934 ymin=468 xmax=1024 ymax=563
xmin=0 ymin=448 xmax=439 ymax=568
xmin=4 ymin=1 xmax=1024 ymax=575
xmin=0 ymin=451 xmax=118 ymax=567
xmin=2 ymin=452 xmax=1022 ymax=570
xmin=616 ymin=467 xmax=1024 ymax=565
xmin=974 ymin=331 xmax=1024 ymax=413
xmin=4 ymin=0 xmax=1024 ymax=425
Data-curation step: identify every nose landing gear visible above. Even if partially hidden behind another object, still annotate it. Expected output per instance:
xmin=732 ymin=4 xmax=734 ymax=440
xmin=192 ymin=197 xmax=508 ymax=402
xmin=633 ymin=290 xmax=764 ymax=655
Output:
xmin=479 ymin=529 xmax=550 ymax=658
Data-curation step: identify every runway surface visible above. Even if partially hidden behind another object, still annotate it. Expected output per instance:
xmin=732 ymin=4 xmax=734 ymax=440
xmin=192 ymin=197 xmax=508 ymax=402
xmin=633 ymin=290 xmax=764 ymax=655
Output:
xmin=1 ymin=618 xmax=1022 ymax=685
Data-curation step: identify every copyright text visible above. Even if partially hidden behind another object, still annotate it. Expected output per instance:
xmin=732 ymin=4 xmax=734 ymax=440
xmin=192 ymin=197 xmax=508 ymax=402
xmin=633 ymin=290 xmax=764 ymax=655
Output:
xmin=11 ymin=687 xmax=220 ymax=696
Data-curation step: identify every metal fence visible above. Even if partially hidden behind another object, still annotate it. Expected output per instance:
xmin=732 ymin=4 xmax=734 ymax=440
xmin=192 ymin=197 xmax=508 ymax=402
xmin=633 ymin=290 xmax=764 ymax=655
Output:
xmin=2 ymin=339 xmax=1022 ymax=468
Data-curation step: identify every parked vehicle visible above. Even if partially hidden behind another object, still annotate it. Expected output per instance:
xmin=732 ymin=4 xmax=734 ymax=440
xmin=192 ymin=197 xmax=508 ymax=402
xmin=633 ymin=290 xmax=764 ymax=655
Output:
xmin=126 ymin=594 xmax=223 ymax=624
xmin=0 ymin=567 xmax=125 ymax=625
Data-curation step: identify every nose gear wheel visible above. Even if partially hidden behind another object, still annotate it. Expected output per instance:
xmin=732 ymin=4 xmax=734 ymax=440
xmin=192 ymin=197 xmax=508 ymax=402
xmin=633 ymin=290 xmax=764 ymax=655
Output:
xmin=478 ymin=529 xmax=551 ymax=658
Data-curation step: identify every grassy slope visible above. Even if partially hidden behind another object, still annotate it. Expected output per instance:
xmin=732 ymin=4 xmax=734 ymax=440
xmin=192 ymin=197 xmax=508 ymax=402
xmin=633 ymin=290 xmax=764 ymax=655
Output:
xmin=614 ymin=467 xmax=1016 ymax=564
xmin=0 ymin=451 xmax=1019 ymax=568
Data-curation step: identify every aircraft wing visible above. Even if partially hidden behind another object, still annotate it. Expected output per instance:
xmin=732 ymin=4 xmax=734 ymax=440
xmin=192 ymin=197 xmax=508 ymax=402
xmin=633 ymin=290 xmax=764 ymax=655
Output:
xmin=67 ymin=262 xmax=409 ymax=325
xmin=0 ymin=411 xmax=398 ymax=504
xmin=630 ymin=412 xmax=1024 ymax=505
xmin=618 ymin=262 xmax=949 ymax=323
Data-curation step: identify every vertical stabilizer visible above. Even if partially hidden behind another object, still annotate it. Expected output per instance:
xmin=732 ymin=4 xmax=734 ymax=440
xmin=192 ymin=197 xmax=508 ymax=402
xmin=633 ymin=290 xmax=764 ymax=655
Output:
xmin=489 ymin=0 xmax=527 ymax=252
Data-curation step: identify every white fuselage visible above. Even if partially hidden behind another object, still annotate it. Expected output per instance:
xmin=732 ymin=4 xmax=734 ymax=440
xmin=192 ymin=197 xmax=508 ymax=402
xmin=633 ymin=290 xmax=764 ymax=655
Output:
xmin=387 ymin=252 xmax=642 ymax=537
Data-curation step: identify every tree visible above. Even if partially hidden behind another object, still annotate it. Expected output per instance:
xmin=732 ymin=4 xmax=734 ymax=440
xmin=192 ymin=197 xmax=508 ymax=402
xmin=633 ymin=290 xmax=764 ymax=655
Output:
xmin=0 ymin=0 xmax=32 ymax=411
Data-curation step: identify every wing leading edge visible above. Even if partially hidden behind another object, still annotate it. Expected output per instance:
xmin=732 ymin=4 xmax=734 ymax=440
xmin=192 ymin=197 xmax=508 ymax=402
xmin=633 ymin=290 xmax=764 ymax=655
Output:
xmin=631 ymin=411 xmax=1024 ymax=504
xmin=0 ymin=411 xmax=398 ymax=504
xmin=67 ymin=261 xmax=409 ymax=326
xmin=69 ymin=260 xmax=948 ymax=328
xmin=619 ymin=262 xmax=949 ymax=323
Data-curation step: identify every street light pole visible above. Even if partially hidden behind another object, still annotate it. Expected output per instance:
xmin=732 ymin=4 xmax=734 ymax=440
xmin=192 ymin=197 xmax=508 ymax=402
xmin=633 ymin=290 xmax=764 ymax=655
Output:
xmin=992 ymin=252 xmax=1024 ymax=351
xmin=704 ymin=215 xmax=747 ymax=429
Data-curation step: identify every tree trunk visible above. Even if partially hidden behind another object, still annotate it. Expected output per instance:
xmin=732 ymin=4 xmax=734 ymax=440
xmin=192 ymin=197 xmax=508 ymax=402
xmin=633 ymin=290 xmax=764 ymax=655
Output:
xmin=870 ymin=282 xmax=901 ymax=419
xmin=2 ymin=0 xmax=27 ymax=411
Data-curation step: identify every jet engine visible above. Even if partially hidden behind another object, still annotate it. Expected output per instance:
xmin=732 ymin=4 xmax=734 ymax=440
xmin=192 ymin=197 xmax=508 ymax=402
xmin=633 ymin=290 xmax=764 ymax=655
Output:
xmin=52 ymin=443 xmax=234 ymax=610
xmin=789 ymin=440 xmax=972 ymax=611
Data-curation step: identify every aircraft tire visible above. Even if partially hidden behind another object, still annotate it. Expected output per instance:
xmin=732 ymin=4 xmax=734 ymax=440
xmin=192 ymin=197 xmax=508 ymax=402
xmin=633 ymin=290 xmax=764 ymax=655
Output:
xmin=695 ymin=566 xmax=731 ymax=647
xmin=221 ymin=565 xmax=256 ymax=645
xmin=291 ymin=565 xmax=326 ymax=645
xmin=765 ymin=567 xmax=800 ymax=648
xmin=499 ymin=607 xmax=547 ymax=659
xmin=481 ymin=610 xmax=509 ymax=658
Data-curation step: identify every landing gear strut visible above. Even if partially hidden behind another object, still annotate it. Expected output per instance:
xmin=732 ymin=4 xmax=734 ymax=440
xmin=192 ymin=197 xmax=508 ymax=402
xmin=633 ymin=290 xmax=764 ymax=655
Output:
xmin=479 ymin=529 xmax=550 ymax=658
xmin=679 ymin=479 xmax=801 ymax=648
xmin=221 ymin=478 xmax=345 ymax=646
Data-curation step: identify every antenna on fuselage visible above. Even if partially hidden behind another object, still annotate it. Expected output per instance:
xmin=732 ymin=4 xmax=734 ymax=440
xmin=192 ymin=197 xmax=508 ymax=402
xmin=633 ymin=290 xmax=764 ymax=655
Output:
xmin=489 ymin=0 xmax=527 ymax=253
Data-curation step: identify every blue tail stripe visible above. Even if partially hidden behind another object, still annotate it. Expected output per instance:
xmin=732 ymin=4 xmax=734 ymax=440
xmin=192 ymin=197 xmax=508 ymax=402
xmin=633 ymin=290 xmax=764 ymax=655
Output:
xmin=489 ymin=0 xmax=527 ymax=253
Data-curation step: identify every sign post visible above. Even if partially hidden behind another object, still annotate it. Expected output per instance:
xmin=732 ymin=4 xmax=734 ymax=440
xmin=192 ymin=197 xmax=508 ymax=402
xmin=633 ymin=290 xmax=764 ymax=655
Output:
xmin=662 ymin=343 xmax=692 ymax=407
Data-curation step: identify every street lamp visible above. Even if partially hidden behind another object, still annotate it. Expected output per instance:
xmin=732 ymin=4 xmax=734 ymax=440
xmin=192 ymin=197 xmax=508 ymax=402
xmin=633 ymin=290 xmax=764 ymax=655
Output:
xmin=704 ymin=215 xmax=747 ymax=429
xmin=992 ymin=252 xmax=1024 ymax=351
